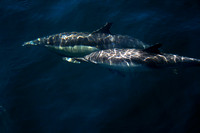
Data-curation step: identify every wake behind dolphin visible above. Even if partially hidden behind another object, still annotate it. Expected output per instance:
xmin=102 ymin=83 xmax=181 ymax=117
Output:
xmin=23 ymin=23 xmax=148 ymax=57
xmin=70 ymin=43 xmax=200 ymax=71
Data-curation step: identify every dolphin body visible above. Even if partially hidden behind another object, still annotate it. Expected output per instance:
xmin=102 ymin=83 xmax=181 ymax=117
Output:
xmin=70 ymin=44 xmax=200 ymax=71
xmin=23 ymin=23 xmax=148 ymax=57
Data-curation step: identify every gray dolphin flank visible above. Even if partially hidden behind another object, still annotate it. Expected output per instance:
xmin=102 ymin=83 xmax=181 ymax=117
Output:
xmin=73 ymin=44 xmax=200 ymax=71
xmin=23 ymin=23 xmax=148 ymax=57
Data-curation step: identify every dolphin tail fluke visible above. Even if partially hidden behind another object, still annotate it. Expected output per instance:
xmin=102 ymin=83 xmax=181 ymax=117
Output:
xmin=191 ymin=58 xmax=200 ymax=67
xmin=180 ymin=56 xmax=200 ymax=68
xmin=196 ymin=60 xmax=200 ymax=67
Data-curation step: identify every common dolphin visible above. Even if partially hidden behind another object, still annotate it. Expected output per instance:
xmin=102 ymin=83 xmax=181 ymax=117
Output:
xmin=69 ymin=43 xmax=200 ymax=71
xmin=22 ymin=23 xmax=148 ymax=57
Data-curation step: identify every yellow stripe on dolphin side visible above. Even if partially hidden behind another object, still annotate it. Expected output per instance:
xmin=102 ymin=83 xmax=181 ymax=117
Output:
xmin=45 ymin=45 xmax=99 ymax=57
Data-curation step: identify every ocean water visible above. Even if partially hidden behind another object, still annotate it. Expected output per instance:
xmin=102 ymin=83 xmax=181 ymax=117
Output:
xmin=0 ymin=0 xmax=200 ymax=133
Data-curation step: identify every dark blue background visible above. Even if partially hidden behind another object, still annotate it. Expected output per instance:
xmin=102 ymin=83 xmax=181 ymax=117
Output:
xmin=0 ymin=0 xmax=200 ymax=133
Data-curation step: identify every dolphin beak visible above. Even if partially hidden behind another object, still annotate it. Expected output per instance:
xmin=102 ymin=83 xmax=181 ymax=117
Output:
xmin=22 ymin=40 xmax=37 ymax=46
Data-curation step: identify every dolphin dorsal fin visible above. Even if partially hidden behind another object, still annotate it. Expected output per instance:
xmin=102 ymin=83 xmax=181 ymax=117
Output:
xmin=143 ymin=43 xmax=162 ymax=54
xmin=92 ymin=22 xmax=113 ymax=34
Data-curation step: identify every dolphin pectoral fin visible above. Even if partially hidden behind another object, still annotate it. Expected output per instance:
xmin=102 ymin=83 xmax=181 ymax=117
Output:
xmin=63 ymin=57 xmax=81 ymax=64
xmin=143 ymin=43 xmax=162 ymax=54
xmin=92 ymin=22 xmax=113 ymax=34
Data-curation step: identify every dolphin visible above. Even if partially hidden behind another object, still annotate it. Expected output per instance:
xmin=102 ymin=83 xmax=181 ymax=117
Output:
xmin=22 ymin=23 xmax=148 ymax=57
xmin=68 ymin=43 xmax=200 ymax=71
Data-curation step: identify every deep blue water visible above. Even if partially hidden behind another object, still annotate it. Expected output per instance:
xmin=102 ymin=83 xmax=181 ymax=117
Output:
xmin=1 ymin=0 xmax=200 ymax=133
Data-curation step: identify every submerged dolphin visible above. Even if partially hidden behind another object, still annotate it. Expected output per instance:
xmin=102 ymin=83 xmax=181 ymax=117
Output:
xmin=23 ymin=23 xmax=148 ymax=57
xmin=69 ymin=43 xmax=200 ymax=71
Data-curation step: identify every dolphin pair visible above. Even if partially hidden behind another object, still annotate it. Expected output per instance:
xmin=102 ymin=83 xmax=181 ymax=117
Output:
xmin=23 ymin=23 xmax=200 ymax=71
